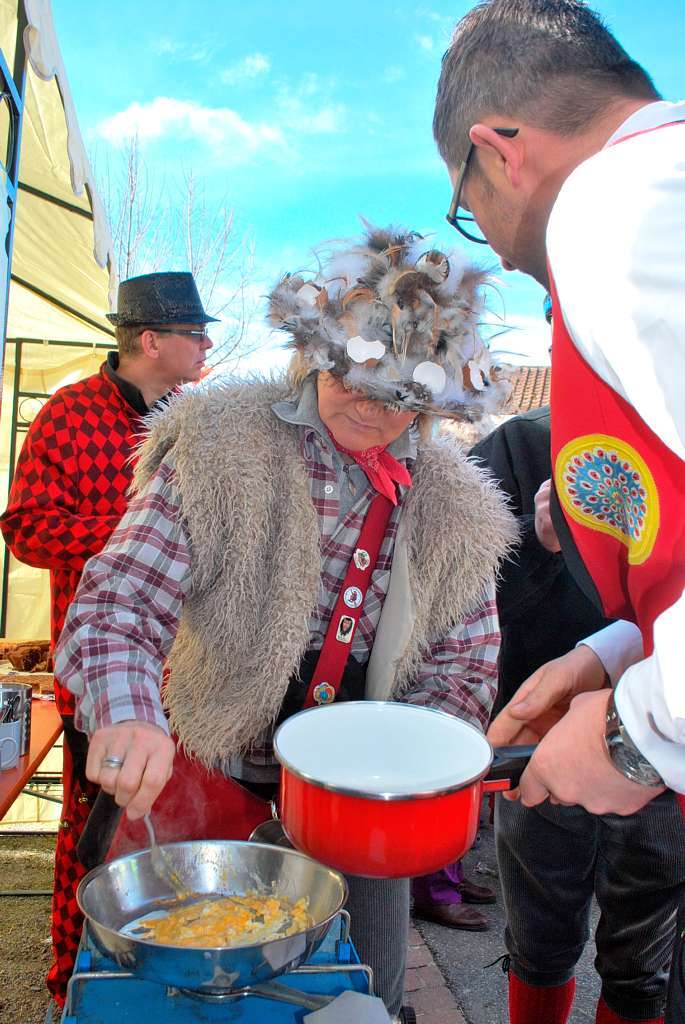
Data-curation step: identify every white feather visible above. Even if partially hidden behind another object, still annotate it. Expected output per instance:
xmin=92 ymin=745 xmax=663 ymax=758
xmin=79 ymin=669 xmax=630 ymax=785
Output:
xmin=436 ymin=246 xmax=469 ymax=298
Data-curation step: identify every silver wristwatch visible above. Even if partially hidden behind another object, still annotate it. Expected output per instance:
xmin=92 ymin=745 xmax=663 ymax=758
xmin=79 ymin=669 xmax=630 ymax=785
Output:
xmin=604 ymin=689 xmax=664 ymax=788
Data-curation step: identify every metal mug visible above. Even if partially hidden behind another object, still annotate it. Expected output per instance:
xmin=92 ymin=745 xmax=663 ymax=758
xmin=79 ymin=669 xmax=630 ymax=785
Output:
xmin=0 ymin=719 xmax=20 ymax=770
xmin=0 ymin=682 xmax=32 ymax=755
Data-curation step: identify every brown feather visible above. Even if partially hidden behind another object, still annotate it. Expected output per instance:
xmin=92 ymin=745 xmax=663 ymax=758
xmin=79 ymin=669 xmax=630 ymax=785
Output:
xmin=341 ymin=285 xmax=377 ymax=309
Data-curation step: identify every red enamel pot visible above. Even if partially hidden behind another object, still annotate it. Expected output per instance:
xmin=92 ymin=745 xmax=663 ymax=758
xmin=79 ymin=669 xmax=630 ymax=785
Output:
xmin=273 ymin=702 xmax=533 ymax=878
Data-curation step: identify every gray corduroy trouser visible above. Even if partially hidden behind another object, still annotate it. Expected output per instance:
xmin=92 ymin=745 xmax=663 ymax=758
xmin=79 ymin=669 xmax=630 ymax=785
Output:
xmin=496 ymin=792 xmax=685 ymax=1021
xmin=345 ymin=875 xmax=410 ymax=1014
xmin=665 ymin=892 xmax=685 ymax=1023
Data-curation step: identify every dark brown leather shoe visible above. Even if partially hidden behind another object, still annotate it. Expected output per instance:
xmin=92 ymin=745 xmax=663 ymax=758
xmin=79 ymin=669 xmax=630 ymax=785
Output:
xmin=457 ymin=876 xmax=497 ymax=905
xmin=412 ymin=901 xmax=489 ymax=931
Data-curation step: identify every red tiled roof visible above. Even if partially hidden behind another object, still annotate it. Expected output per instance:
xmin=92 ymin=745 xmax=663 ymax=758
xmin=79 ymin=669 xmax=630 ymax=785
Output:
xmin=504 ymin=365 xmax=551 ymax=413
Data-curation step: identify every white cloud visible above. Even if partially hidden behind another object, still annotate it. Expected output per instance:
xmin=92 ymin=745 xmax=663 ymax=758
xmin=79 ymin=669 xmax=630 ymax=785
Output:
xmin=152 ymin=36 xmax=219 ymax=63
xmin=382 ymin=66 xmax=405 ymax=83
xmin=97 ymin=69 xmax=347 ymax=172
xmin=488 ymin=315 xmax=552 ymax=366
xmin=276 ymin=73 xmax=346 ymax=135
xmin=220 ymin=53 xmax=271 ymax=85
xmin=288 ymin=104 xmax=345 ymax=134
xmin=416 ymin=34 xmax=435 ymax=52
xmin=296 ymin=72 xmax=323 ymax=98
xmin=97 ymin=97 xmax=286 ymax=161
xmin=425 ymin=10 xmax=456 ymax=30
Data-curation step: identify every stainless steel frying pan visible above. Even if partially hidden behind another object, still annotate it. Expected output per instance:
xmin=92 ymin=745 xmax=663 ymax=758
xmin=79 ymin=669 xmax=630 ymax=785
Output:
xmin=77 ymin=839 xmax=347 ymax=993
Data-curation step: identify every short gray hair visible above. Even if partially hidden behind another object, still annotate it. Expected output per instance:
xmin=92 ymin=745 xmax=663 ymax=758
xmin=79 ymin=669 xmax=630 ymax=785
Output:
xmin=433 ymin=0 xmax=660 ymax=167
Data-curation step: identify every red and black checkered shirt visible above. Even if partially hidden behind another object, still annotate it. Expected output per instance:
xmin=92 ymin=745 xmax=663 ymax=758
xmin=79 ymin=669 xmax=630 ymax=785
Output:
xmin=0 ymin=362 xmax=147 ymax=714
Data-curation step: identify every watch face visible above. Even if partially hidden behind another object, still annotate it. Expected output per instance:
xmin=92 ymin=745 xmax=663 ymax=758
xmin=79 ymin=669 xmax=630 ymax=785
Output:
xmin=608 ymin=736 xmax=663 ymax=788
xmin=604 ymin=690 xmax=663 ymax=788
xmin=611 ymin=741 xmax=643 ymax=777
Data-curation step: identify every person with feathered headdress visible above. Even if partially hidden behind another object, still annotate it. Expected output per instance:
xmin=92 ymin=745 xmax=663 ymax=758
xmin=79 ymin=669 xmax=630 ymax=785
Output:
xmin=55 ymin=224 xmax=517 ymax=1019
xmin=269 ymin=223 xmax=510 ymax=423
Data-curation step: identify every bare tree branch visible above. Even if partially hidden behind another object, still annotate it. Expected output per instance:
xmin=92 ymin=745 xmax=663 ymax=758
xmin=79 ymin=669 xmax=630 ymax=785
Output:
xmin=94 ymin=138 xmax=259 ymax=366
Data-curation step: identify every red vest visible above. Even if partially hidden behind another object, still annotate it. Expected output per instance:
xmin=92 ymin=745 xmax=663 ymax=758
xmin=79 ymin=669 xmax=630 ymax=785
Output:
xmin=550 ymin=299 xmax=685 ymax=655
xmin=550 ymin=123 xmax=685 ymax=658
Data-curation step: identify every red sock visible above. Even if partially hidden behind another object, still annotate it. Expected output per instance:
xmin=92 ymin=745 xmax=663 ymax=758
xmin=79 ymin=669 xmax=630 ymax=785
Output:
xmin=509 ymin=972 xmax=576 ymax=1024
xmin=595 ymin=995 xmax=663 ymax=1024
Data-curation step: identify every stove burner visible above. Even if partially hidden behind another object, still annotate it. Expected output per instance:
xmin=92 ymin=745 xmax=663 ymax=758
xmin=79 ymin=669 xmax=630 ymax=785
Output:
xmin=61 ymin=913 xmax=373 ymax=1021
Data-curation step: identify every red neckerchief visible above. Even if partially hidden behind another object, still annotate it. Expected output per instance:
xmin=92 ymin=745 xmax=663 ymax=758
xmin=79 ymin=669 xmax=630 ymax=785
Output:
xmin=331 ymin=436 xmax=413 ymax=506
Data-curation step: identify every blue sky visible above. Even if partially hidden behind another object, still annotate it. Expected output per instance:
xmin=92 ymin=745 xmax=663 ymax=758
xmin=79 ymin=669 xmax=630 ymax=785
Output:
xmin=54 ymin=1 xmax=684 ymax=369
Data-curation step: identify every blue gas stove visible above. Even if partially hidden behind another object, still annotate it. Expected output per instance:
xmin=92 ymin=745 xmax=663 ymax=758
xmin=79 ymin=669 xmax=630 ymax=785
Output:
xmin=60 ymin=913 xmax=372 ymax=1023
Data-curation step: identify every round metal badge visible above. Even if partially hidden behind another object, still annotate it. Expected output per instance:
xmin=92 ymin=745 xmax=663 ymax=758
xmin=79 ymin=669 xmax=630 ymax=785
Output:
xmin=343 ymin=586 xmax=363 ymax=609
xmin=313 ymin=682 xmax=336 ymax=705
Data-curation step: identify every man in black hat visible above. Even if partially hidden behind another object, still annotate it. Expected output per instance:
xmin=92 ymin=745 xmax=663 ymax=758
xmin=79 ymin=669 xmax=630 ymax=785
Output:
xmin=0 ymin=271 xmax=216 ymax=1008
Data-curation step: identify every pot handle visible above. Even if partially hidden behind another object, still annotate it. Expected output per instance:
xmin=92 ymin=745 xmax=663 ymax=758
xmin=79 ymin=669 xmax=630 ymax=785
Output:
xmin=483 ymin=744 xmax=536 ymax=793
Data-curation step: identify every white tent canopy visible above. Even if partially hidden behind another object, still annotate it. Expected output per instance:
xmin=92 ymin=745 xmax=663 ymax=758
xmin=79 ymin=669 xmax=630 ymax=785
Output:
xmin=0 ymin=0 xmax=116 ymax=639
xmin=2 ymin=0 xmax=115 ymax=342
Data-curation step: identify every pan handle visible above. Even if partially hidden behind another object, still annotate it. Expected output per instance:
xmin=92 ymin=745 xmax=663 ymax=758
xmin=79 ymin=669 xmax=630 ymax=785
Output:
xmin=248 ymin=818 xmax=294 ymax=848
xmin=483 ymin=744 xmax=536 ymax=793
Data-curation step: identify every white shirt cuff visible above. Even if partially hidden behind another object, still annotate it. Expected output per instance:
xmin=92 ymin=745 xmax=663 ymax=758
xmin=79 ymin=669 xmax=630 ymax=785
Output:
xmin=614 ymin=596 xmax=685 ymax=794
xmin=576 ymin=620 xmax=643 ymax=685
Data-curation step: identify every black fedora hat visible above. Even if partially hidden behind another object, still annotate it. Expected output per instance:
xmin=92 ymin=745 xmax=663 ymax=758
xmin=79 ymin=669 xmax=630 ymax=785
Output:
xmin=106 ymin=272 xmax=219 ymax=326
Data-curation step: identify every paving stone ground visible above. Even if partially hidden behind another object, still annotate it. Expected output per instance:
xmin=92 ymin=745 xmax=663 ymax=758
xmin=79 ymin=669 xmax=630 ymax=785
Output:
xmin=404 ymin=923 xmax=467 ymax=1024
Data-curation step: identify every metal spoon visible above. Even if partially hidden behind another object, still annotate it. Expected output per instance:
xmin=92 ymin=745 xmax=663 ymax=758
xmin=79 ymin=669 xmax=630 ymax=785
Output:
xmin=0 ymin=694 xmax=20 ymax=724
xmin=143 ymin=813 xmax=193 ymax=903
xmin=142 ymin=814 xmax=245 ymax=910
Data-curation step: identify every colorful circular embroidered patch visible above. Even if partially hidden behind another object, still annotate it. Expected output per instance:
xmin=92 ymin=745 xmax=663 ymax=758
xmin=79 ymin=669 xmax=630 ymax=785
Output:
xmin=313 ymin=682 xmax=336 ymax=705
xmin=554 ymin=434 xmax=659 ymax=565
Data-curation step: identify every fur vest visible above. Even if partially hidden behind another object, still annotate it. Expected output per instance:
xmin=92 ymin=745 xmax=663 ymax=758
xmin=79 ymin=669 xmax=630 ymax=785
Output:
xmin=134 ymin=379 xmax=517 ymax=767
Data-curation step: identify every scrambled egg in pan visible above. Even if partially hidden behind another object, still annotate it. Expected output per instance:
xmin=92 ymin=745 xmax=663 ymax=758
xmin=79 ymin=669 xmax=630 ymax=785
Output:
xmin=136 ymin=893 xmax=311 ymax=948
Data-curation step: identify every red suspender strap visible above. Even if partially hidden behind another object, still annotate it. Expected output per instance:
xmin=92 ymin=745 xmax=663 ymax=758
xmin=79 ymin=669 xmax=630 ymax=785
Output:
xmin=304 ymin=493 xmax=394 ymax=708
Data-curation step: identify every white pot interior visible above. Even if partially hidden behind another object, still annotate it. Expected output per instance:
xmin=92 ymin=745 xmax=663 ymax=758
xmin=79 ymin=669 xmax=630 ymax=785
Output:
xmin=275 ymin=702 xmax=492 ymax=797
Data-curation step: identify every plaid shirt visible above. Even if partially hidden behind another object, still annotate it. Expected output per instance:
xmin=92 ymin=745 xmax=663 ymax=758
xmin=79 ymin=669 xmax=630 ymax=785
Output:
xmin=56 ymin=386 xmax=500 ymax=779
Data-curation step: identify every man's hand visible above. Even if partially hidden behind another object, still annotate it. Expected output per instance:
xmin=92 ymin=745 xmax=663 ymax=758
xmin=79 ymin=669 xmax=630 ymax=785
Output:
xmin=86 ymin=721 xmax=176 ymax=820
xmin=516 ymin=689 xmax=665 ymax=815
xmin=534 ymin=479 xmax=561 ymax=553
xmin=488 ymin=644 xmax=608 ymax=749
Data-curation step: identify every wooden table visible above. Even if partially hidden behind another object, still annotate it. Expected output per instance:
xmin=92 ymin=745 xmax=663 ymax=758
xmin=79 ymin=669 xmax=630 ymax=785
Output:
xmin=0 ymin=699 xmax=63 ymax=819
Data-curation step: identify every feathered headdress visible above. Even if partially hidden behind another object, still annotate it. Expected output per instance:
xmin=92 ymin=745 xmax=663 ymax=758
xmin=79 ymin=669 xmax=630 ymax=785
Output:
xmin=267 ymin=224 xmax=510 ymax=419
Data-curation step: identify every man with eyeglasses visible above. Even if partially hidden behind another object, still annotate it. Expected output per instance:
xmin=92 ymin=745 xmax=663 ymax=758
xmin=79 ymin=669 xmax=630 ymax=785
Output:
xmin=433 ymin=2 xmax=684 ymax=1022
xmin=0 ymin=271 xmax=216 ymax=1009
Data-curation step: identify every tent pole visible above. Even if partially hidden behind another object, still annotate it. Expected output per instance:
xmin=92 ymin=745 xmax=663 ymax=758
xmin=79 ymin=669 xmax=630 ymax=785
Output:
xmin=6 ymin=337 xmax=111 ymax=349
xmin=11 ymin=3 xmax=27 ymax=97
xmin=0 ymin=3 xmax=28 ymax=396
xmin=0 ymin=337 xmax=23 ymax=635
xmin=10 ymin=275 xmax=115 ymax=337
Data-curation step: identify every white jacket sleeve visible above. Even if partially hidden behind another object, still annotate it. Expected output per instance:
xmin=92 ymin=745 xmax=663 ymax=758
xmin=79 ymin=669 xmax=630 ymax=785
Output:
xmin=615 ymin=588 xmax=685 ymax=792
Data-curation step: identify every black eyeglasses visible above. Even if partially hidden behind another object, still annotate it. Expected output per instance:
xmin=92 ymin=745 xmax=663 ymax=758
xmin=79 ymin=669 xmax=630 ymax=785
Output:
xmin=151 ymin=327 xmax=211 ymax=340
xmin=446 ymin=127 xmax=519 ymax=244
